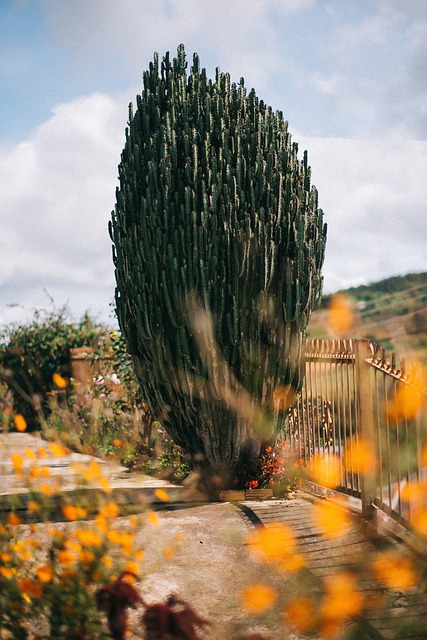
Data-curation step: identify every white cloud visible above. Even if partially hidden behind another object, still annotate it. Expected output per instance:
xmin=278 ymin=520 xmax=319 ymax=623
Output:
xmin=40 ymin=0 xmax=313 ymax=93
xmin=0 ymin=91 xmax=129 ymax=325
xmin=296 ymin=134 xmax=427 ymax=292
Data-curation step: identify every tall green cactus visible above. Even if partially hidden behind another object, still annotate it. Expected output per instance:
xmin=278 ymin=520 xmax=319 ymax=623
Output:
xmin=110 ymin=45 xmax=326 ymax=487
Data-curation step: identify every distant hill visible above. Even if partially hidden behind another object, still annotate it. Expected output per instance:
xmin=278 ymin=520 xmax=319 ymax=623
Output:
xmin=308 ymin=272 xmax=427 ymax=367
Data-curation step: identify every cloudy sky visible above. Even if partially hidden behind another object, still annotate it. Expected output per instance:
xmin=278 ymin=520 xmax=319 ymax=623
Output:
xmin=1 ymin=0 xmax=426 ymax=327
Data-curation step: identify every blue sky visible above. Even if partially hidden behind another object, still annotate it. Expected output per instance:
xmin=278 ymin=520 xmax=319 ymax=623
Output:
xmin=1 ymin=0 xmax=426 ymax=326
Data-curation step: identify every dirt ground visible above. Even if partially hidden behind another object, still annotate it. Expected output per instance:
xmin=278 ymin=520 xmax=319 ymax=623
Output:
xmin=20 ymin=501 xmax=305 ymax=640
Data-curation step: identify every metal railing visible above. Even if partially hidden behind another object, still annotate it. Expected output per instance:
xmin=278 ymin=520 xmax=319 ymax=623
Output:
xmin=283 ymin=338 xmax=427 ymax=529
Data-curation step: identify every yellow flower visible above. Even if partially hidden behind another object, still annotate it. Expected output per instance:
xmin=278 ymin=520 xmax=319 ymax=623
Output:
xmin=36 ymin=565 xmax=53 ymax=583
xmin=24 ymin=448 xmax=37 ymax=460
xmin=0 ymin=553 xmax=12 ymax=562
xmin=12 ymin=541 xmax=32 ymax=561
xmin=13 ymin=414 xmax=27 ymax=432
xmin=52 ymin=373 xmax=68 ymax=389
xmin=240 ymin=583 xmax=278 ymax=614
xmin=163 ymin=547 xmax=174 ymax=560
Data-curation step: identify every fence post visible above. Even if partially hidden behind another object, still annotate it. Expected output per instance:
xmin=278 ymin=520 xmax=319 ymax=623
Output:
xmin=354 ymin=339 xmax=376 ymax=519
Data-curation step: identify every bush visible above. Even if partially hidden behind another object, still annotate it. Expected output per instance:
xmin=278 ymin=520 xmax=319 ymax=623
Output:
xmin=0 ymin=303 xmax=107 ymax=429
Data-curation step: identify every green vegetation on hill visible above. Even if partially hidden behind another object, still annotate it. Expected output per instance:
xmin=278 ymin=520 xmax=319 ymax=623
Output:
xmin=310 ymin=272 xmax=427 ymax=366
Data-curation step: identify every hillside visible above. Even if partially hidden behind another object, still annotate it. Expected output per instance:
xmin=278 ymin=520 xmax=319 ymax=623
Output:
xmin=308 ymin=272 xmax=427 ymax=367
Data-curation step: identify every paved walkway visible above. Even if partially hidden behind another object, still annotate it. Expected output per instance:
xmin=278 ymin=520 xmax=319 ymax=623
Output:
xmin=240 ymin=499 xmax=427 ymax=639
xmin=1 ymin=433 xmax=426 ymax=639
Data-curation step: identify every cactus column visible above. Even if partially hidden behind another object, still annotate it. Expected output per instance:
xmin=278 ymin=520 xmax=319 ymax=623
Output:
xmin=110 ymin=45 xmax=327 ymax=488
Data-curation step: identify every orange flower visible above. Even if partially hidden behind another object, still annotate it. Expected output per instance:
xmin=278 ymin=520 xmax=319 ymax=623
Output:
xmin=372 ymin=551 xmax=416 ymax=589
xmin=10 ymin=454 xmax=24 ymax=473
xmin=12 ymin=541 xmax=31 ymax=560
xmin=36 ymin=565 xmax=53 ymax=583
xmin=101 ymin=556 xmax=113 ymax=569
xmin=328 ymin=293 xmax=354 ymax=335
xmin=13 ymin=414 xmax=27 ymax=432
xmin=285 ymin=598 xmax=317 ymax=632
xmin=154 ymin=488 xmax=169 ymax=502
xmin=52 ymin=373 xmax=68 ymax=389
xmin=82 ymin=460 xmax=102 ymax=481
xmin=245 ymin=523 xmax=304 ymax=571
xmin=314 ymin=501 xmax=352 ymax=539
xmin=48 ymin=442 xmax=67 ymax=457
xmin=0 ymin=567 xmax=13 ymax=579
xmin=58 ymin=550 xmax=75 ymax=566
xmin=61 ymin=505 xmax=87 ymax=521
xmin=124 ymin=561 xmax=140 ymax=576
xmin=75 ymin=529 xmax=103 ymax=548
xmin=320 ymin=572 xmax=363 ymax=620
xmin=240 ymin=583 xmax=278 ymax=614
xmin=79 ymin=550 xmax=95 ymax=565
xmin=18 ymin=578 xmax=43 ymax=598
xmin=8 ymin=513 xmax=22 ymax=527
xmin=146 ymin=511 xmax=161 ymax=527
xmin=99 ymin=502 xmax=120 ymax=518
xmin=99 ymin=477 xmax=112 ymax=493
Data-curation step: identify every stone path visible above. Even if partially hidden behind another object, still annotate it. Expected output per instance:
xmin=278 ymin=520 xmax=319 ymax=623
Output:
xmin=0 ymin=432 xmax=205 ymax=512
xmin=239 ymin=499 xmax=427 ymax=640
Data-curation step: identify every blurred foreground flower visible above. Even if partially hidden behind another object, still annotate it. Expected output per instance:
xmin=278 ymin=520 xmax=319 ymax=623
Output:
xmin=328 ymin=293 xmax=354 ymax=335
xmin=52 ymin=372 xmax=68 ymax=389
xmin=314 ymin=501 xmax=352 ymax=539
xmin=240 ymin=582 xmax=278 ymax=614
xmin=246 ymin=523 xmax=305 ymax=571
xmin=13 ymin=413 xmax=27 ymax=432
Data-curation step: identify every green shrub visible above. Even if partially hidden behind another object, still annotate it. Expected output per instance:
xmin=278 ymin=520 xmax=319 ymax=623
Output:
xmin=0 ymin=303 xmax=107 ymax=429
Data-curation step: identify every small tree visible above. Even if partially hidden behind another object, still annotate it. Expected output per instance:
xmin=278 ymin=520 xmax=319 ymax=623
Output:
xmin=110 ymin=46 xmax=327 ymax=489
